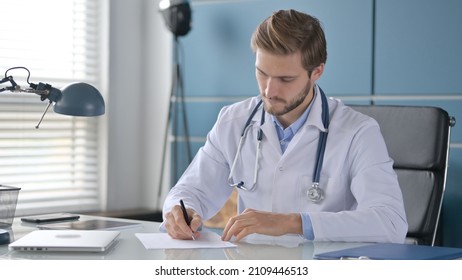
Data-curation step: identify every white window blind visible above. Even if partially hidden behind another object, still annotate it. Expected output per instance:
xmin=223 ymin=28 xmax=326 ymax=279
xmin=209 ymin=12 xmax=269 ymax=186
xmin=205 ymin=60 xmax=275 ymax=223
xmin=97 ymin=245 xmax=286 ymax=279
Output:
xmin=0 ymin=0 xmax=105 ymax=215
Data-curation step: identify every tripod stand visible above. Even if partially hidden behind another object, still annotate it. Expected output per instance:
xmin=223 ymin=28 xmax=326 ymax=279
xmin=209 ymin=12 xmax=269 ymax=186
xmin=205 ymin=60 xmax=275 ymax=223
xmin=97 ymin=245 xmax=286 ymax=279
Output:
xmin=158 ymin=37 xmax=193 ymax=195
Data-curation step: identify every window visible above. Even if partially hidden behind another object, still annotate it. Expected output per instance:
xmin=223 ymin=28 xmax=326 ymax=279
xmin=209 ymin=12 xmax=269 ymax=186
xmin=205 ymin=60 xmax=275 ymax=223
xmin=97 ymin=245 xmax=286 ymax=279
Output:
xmin=0 ymin=0 xmax=106 ymax=215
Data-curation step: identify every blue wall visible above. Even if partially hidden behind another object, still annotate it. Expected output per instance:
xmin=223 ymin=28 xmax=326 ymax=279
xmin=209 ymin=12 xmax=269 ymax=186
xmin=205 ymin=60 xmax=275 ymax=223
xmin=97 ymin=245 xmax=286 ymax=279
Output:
xmin=170 ymin=0 xmax=462 ymax=247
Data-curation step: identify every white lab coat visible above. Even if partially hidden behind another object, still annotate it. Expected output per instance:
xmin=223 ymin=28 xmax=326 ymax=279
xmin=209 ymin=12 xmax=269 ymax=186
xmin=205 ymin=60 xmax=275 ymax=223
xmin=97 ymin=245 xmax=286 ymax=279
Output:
xmin=163 ymin=87 xmax=408 ymax=243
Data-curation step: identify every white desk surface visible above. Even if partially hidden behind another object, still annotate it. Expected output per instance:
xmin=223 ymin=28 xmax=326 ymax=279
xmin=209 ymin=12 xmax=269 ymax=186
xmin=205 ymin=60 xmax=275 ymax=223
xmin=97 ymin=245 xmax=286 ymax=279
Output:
xmin=0 ymin=215 xmax=369 ymax=260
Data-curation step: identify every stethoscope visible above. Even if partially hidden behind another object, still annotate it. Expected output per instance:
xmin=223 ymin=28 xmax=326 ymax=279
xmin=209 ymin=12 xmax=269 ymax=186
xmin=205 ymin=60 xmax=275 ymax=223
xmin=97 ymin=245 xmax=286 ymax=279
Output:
xmin=227 ymin=86 xmax=330 ymax=203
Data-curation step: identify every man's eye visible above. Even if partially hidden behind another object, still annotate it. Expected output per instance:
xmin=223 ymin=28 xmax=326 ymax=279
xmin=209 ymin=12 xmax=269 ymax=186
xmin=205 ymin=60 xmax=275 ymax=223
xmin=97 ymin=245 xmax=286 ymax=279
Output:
xmin=281 ymin=78 xmax=295 ymax=83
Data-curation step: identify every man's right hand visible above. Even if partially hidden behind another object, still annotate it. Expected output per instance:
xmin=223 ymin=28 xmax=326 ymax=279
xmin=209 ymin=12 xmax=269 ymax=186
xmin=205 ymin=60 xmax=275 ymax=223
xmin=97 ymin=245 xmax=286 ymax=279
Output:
xmin=164 ymin=205 xmax=202 ymax=240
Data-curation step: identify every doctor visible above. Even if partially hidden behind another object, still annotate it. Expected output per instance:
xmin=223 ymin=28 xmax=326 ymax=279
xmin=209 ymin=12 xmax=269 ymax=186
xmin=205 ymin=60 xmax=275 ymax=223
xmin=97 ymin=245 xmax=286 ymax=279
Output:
xmin=162 ymin=9 xmax=408 ymax=243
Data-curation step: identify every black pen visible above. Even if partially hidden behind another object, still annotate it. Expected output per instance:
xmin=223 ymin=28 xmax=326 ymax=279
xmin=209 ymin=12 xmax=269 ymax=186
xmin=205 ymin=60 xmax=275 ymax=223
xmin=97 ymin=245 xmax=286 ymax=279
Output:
xmin=180 ymin=199 xmax=195 ymax=240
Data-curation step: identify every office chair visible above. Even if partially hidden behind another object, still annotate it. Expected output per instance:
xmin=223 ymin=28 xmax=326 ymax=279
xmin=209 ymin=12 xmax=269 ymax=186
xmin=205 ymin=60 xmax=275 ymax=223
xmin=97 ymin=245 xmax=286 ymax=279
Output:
xmin=350 ymin=105 xmax=456 ymax=246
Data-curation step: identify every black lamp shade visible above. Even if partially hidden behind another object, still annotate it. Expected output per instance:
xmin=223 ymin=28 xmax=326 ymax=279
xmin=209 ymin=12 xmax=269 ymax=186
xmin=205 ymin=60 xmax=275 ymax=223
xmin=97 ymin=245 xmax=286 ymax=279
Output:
xmin=53 ymin=82 xmax=105 ymax=116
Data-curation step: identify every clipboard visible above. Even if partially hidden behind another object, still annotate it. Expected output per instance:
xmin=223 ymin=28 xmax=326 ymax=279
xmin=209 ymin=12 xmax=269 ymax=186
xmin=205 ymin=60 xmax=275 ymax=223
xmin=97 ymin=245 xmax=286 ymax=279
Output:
xmin=314 ymin=243 xmax=462 ymax=260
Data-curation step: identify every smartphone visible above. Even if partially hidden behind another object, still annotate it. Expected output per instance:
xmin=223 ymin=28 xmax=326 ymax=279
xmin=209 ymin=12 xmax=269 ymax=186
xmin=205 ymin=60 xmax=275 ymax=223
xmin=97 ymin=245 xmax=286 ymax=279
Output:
xmin=21 ymin=213 xmax=80 ymax=224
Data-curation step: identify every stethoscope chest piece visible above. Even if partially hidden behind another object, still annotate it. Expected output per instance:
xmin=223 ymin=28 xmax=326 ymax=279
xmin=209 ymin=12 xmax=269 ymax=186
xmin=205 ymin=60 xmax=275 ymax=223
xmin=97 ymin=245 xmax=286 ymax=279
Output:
xmin=307 ymin=183 xmax=324 ymax=203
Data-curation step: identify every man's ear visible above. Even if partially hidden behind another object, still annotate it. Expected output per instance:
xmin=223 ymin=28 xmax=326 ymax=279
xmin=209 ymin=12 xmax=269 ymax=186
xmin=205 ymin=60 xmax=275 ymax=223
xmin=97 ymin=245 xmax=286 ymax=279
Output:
xmin=310 ymin=63 xmax=325 ymax=82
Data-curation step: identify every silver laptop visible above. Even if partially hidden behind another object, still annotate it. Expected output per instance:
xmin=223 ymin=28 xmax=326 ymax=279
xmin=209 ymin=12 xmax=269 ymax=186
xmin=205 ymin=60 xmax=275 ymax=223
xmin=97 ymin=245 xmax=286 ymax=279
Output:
xmin=9 ymin=230 xmax=120 ymax=252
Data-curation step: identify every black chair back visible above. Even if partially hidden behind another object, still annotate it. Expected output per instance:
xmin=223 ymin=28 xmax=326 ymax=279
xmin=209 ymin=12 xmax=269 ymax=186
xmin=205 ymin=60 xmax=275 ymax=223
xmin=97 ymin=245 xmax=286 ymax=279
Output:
xmin=350 ymin=105 xmax=455 ymax=246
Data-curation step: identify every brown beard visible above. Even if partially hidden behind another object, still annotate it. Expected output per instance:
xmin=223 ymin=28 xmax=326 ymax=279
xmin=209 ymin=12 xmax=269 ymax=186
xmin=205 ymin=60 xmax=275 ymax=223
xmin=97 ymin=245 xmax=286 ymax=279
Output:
xmin=263 ymin=79 xmax=312 ymax=116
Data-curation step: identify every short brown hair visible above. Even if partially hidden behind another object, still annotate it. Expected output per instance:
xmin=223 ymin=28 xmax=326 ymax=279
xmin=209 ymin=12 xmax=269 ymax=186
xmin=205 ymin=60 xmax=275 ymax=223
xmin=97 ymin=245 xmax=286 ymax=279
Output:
xmin=251 ymin=9 xmax=327 ymax=73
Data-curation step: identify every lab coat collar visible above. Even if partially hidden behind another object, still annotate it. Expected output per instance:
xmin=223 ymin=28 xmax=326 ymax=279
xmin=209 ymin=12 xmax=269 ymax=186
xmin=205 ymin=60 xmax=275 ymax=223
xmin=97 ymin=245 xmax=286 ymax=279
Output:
xmin=306 ymin=85 xmax=329 ymax=132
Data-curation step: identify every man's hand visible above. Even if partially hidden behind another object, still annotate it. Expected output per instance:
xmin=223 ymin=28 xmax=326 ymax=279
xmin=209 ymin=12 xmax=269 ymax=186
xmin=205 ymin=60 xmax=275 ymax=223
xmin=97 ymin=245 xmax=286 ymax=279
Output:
xmin=221 ymin=208 xmax=302 ymax=242
xmin=164 ymin=205 xmax=202 ymax=240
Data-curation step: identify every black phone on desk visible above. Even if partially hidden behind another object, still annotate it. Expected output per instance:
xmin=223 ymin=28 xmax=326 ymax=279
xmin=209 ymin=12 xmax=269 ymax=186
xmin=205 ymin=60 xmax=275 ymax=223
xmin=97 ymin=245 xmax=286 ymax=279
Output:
xmin=21 ymin=213 xmax=80 ymax=224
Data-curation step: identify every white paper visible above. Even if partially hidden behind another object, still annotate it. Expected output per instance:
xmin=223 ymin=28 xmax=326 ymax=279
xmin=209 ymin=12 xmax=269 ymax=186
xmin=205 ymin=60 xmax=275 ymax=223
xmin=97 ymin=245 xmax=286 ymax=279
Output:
xmin=135 ymin=232 xmax=237 ymax=250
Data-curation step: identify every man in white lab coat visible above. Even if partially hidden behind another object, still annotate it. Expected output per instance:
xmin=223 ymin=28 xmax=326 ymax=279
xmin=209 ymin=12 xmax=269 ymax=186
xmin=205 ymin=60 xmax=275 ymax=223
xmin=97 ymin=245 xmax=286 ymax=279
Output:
xmin=162 ymin=9 xmax=408 ymax=243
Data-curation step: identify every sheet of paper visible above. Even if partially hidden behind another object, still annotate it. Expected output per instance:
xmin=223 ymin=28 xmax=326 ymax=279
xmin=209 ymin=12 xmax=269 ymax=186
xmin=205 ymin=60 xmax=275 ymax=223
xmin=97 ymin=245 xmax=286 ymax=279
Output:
xmin=135 ymin=232 xmax=237 ymax=250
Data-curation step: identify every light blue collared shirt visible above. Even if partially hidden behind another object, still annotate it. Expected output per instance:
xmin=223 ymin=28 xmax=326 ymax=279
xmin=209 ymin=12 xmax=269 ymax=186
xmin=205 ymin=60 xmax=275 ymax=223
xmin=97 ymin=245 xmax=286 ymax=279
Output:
xmin=272 ymin=106 xmax=311 ymax=154
xmin=271 ymin=94 xmax=316 ymax=241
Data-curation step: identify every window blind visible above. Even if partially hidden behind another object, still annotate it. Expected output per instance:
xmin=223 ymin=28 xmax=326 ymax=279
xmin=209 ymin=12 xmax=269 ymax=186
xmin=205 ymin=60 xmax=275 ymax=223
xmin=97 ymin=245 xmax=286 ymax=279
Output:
xmin=0 ymin=0 xmax=105 ymax=215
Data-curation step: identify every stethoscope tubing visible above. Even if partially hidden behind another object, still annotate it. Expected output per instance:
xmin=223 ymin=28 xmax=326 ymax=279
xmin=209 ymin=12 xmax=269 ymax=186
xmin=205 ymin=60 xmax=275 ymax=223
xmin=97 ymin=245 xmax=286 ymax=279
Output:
xmin=312 ymin=89 xmax=329 ymax=185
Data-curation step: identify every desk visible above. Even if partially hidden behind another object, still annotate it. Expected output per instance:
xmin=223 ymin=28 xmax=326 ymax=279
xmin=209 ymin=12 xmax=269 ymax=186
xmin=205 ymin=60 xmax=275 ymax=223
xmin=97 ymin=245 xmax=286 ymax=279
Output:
xmin=0 ymin=215 xmax=369 ymax=260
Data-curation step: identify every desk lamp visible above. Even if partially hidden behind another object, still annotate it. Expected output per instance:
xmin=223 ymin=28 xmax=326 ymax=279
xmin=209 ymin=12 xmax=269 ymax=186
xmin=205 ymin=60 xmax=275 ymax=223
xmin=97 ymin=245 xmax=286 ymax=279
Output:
xmin=0 ymin=66 xmax=105 ymax=128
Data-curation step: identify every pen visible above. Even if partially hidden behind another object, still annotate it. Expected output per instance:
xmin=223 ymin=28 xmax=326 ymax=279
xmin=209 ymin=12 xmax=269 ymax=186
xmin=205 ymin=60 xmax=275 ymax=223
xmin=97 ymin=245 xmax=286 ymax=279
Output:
xmin=179 ymin=199 xmax=195 ymax=240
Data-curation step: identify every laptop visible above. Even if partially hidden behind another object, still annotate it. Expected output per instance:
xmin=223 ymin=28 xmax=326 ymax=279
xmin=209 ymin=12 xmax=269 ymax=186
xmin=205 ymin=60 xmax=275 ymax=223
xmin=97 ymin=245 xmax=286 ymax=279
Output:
xmin=9 ymin=230 xmax=120 ymax=252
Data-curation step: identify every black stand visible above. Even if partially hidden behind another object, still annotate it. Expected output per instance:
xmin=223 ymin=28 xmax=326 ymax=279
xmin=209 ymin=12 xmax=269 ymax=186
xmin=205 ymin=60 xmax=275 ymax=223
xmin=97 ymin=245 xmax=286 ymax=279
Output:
xmin=158 ymin=37 xmax=192 ymax=196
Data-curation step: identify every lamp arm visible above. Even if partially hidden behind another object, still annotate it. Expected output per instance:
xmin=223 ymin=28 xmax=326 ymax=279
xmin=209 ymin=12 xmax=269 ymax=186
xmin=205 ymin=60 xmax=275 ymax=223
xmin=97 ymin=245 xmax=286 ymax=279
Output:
xmin=1 ymin=68 xmax=63 ymax=129
xmin=0 ymin=75 xmax=62 ymax=102
xmin=0 ymin=76 xmax=19 ymax=92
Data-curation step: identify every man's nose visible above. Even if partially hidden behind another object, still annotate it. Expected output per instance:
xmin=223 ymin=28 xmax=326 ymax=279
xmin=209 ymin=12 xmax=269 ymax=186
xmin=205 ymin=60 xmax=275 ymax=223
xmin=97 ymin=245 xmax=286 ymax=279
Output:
xmin=265 ymin=78 xmax=279 ymax=98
